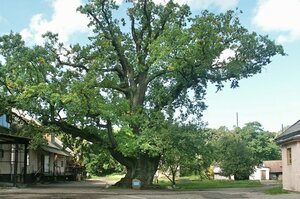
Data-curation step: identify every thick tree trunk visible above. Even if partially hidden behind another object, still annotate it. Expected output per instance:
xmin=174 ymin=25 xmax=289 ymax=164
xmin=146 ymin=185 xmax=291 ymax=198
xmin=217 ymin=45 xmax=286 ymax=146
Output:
xmin=114 ymin=154 xmax=160 ymax=188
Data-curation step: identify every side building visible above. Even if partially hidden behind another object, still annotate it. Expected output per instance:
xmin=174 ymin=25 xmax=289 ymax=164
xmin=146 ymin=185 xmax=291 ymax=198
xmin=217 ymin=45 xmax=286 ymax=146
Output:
xmin=276 ymin=120 xmax=300 ymax=192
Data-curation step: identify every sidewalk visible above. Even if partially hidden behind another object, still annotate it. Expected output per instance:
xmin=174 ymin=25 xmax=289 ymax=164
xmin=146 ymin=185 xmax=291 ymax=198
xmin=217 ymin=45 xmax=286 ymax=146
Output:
xmin=0 ymin=179 xmax=299 ymax=199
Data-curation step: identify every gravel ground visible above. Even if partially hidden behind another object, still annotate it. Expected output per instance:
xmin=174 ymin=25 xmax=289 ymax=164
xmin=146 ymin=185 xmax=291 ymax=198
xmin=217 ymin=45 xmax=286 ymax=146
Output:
xmin=0 ymin=180 xmax=299 ymax=199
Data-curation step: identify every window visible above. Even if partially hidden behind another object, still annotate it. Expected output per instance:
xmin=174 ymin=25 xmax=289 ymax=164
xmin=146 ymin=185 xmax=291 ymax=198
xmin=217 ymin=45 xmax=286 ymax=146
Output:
xmin=27 ymin=154 xmax=30 ymax=166
xmin=0 ymin=149 xmax=3 ymax=158
xmin=287 ymin=148 xmax=292 ymax=165
xmin=0 ymin=114 xmax=10 ymax=128
xmin=11 ymin=144 xmax=15 ymax=164
xmin=44 ymin=155 xmax=50 ymax=173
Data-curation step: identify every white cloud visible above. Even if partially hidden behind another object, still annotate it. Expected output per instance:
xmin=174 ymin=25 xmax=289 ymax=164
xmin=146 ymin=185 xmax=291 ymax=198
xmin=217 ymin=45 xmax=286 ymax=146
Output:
xmin=153 ymin=0 xmax=238 ymax=10
xmin=253 ymin=0 xmax=300 ymax=43
xmin=218 ymin=49 xmax=236 ymax=63
xmin=21 ymin=0 xmax=90 ymax=45
xmin=213 ymin=48 xmax=236 ymax=66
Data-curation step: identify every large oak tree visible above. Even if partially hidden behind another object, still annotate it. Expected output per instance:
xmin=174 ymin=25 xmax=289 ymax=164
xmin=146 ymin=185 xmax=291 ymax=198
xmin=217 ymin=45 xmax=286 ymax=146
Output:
xmin=0 ymin=0 xmax=284 ymax=187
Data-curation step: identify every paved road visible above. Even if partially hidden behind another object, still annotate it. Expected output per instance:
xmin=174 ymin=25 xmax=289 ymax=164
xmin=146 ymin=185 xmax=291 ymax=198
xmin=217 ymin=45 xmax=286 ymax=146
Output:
xmin=0 ymin=180 xmax=299 ymax=199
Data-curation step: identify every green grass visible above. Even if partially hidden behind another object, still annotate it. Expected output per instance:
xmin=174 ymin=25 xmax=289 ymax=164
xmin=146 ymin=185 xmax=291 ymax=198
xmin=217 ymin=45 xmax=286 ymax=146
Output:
xmin=93 ymin=174 xmax=125 ymax=181
xmin=158 ymin=179 xmax=262 ymax=190
xmin=93 ymin=174 xmax=263 ymax=190
xmin=265 ymin=187 xmax=289 ymax=195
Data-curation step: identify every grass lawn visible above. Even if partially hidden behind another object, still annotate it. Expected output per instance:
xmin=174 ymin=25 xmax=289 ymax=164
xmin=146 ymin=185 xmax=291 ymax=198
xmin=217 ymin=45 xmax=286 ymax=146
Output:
xmin=93 ymin=174 xmax=125 ymax=182
xmin=265 ymin=187 xmax=289 ymax=195
xmin=158 ymin=179 xmax=262 ymax=190
xmin=94 ymin=174 xmax=263 ymax=190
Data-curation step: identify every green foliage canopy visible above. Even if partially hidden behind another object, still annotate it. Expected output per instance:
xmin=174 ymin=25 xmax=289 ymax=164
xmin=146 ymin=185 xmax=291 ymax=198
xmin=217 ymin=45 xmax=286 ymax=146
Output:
xmin=211 ymin=122 xmax=281 ymax=180
xmin=159 ymin=124 xmax=213 ymax=184
xmin=0 ymin=0 xmax=285 ymax=186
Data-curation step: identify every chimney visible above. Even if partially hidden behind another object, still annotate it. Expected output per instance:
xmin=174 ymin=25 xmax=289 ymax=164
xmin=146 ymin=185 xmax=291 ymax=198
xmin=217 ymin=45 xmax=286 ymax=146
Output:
xmin=50 ymin=133 xmax=55 ymax=143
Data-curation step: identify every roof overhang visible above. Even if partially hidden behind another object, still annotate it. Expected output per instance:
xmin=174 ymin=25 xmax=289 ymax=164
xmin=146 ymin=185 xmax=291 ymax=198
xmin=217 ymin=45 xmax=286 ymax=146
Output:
xmin=41 ymin=145 xmax=72 ymax=156
xmin=0 ymin=132 xmax=31 ymax=144
xmin=276 ymin=134 xmax=300 ymax=145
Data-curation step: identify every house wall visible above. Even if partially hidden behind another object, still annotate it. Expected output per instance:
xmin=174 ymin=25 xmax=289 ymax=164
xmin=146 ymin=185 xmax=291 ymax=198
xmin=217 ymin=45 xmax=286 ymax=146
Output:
xmin=0 ymin=144 xmax=31 ymax=182
xmin=0 ymin=144 xmax=71 ymax=183
xmin=55 ymin=155 xmax=67 ymax=174
xmin=282 ymin=141 xmax=300 ymax=192
xmin=213 ymin=166 xmax=234 ymax=180
xmin=0 ymin=144 xmax=13 ymax=176
xmin=27 ymin=149 xmax=39 ymax=174
xmin=0 ymin=144 xmax=29 ymax=174
xmin=46 ymin=153 xmax=67 ymax=175
xmin=249 ymin=167 xmax=270 ymax=180
xmin=214 ymin=174 xmax=235 ymax=180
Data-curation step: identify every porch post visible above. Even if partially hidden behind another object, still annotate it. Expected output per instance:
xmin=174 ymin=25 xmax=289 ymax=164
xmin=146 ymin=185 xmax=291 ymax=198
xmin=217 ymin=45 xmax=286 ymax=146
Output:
xmin=13 ymin=144 xmax=18 ymax=186
xmin=23 ymin=143 xmax=28 ymax=184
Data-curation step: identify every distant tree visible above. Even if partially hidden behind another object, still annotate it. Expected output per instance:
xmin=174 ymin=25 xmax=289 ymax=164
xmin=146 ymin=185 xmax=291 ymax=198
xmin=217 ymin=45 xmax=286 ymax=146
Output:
xmin=238 ymin=122 xmax=281 ymax=163
xmin=212 ymin=122 xmax=281 ymax=180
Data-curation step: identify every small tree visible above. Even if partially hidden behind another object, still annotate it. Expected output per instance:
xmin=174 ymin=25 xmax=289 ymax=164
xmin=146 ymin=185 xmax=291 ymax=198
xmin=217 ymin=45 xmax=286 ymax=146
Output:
xmin=217 ymin=134 xmax=256 ymax=180
xmin=160 ymin=149 xmax=181 ymax=186
xmin=160 ymin=124 xmax=213 ymax=185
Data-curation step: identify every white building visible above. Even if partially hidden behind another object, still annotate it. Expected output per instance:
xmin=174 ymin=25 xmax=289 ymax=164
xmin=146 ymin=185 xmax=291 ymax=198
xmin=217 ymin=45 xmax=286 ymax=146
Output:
xmin=276 ymin=120 xmax=300 ymax=192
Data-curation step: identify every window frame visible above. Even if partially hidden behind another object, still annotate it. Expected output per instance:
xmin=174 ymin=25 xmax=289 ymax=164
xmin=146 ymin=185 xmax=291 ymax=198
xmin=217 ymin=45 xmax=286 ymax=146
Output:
xmin=287 ymin=147 xmax=292 ymax=165
xmin=0 ymin=149 xmax=3 ymax=158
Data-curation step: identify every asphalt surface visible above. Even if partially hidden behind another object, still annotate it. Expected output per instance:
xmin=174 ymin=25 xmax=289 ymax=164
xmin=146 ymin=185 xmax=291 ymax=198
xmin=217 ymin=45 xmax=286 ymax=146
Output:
xmin=0 ymin=179 xmax=299 ymax=199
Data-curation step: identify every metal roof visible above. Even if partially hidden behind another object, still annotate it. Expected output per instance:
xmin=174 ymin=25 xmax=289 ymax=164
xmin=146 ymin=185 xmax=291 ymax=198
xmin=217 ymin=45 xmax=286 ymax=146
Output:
xmin=41 ymin=145 xmax=71 ymax=156
xmin=0 ymin=132 xmax=31 ymax=144
xmin=263 ymin=160 xmax=282 ymax=173
xmin=276 ymin=120 xmax=300 ymax=144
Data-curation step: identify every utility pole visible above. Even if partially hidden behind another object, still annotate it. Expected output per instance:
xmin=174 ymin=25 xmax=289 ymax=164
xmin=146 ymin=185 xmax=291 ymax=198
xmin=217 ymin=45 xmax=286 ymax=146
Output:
xmin=236 ymin=112 xmax=239 ymax=127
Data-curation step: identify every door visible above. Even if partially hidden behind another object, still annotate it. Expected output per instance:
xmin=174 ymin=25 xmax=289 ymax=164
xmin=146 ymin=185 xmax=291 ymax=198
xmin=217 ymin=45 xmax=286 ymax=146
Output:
xmin=44 ymin=155 xmax=50 ymax=173
xmin=261 ymin=170 xmax=266 ymax=180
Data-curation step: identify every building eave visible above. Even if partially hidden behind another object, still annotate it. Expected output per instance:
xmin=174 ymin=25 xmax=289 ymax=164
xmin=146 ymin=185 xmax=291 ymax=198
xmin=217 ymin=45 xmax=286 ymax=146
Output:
xmin=276 ymin=134 xmax=300 ymax=145
xmin=0 ymin=132 xmax=31 ymax=144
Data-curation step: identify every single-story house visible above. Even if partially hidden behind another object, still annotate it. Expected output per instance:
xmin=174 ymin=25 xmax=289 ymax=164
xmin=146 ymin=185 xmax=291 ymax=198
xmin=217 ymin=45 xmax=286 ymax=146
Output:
xmin=0 ymin=114 xmax=78 ymax=185
xmin=249 ymin=160 xmax=282 ymax=181
xmin=249 ymin=166 xmax=270 ymax=181
xmin=275 ymin=120 xmax=300 ymax=192
xmin=0 ymin=132 xmax=30 ymax=186
xmin=263 ymin=160 xmax=282 ymax=180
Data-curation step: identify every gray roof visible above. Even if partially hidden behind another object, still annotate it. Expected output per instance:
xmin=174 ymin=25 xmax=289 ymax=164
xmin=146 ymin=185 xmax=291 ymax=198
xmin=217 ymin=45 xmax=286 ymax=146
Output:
xmin=276 ymin=120 xmax=300 ymax=144
xmin=263 ymin=160 xmax=282 ymax=173
xmin=0 ymin=133 xmax=31 ymax=144
xmin=41 ymin=145 xmax=71 ymax=156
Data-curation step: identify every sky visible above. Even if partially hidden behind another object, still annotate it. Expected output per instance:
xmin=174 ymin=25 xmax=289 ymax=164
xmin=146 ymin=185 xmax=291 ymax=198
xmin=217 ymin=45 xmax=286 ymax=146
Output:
xmin=0 ymin=0 xmax=299 ymax=132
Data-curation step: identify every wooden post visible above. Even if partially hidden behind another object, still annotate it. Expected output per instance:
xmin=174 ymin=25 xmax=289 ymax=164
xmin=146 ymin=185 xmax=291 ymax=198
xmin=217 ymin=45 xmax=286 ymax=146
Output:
xmin=13 ymin=144 xmax=18 ymax=186
xmin=23 ymin=143 xmax=28 ymax=184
